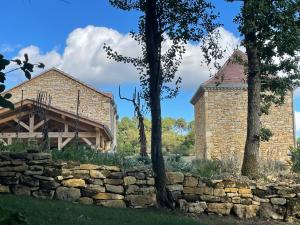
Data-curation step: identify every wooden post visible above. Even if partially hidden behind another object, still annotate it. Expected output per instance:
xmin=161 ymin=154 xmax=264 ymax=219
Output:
xmin=64 ymin=124 xmax=68 ymax=132
xmin=58 ymin=133 xmax=62 ymax=150
xmin=105 ymin=141 xmax=111 ymax=151
xmin=7 ymin=138 xmax=12 ymax=145
xmin=100 ymin=135 xmax=105 ymax=150
xmin=96 ymin=128 xmax=101 ymax=150
xmin=29 ymin=114 xmax=34 ymax=133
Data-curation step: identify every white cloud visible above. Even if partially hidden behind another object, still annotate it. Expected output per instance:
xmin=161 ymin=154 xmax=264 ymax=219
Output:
xmin=178 ymin=27 xmax=241 ymax=88
xmin=14 ymin=25 xmax=240 ymax=90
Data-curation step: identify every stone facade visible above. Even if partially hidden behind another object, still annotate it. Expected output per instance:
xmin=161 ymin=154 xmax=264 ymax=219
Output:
xmin=1 ymin=151 xmax=300 ymax=222
xmin=4 ymin=68 xmax=118 ymax=148
xmin=191 ymin=51 xmax=295 ymax=163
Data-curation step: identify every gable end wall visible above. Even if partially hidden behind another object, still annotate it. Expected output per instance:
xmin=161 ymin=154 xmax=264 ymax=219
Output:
xmin=7 ymin=70 xmax=113 ymax=129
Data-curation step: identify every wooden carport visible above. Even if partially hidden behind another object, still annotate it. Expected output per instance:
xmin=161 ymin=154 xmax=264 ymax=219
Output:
xmin=0 ymin=99 xmax=112 ymax=151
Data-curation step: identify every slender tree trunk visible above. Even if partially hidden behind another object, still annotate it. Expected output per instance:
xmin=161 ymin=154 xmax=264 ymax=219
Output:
xmin=241 ymin=0 xmax=261 ymax=177
xmin=145 ymin=0 xmax=174 ymax=208
xmin=137 ymin=113 xmax=147 ymax=157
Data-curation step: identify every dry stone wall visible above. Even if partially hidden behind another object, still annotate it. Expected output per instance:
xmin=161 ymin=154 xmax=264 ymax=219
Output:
xmin=1 ymin=151 xmax=300 ymax=222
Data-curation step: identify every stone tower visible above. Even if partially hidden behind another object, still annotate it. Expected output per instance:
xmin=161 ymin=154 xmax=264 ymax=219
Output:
xmin=191 ymin=50 xmax=295 ymax=164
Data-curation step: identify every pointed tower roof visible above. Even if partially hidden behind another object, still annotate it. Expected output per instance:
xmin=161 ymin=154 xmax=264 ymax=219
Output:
xmin=191 ymin=50 xmax=248 ymax=105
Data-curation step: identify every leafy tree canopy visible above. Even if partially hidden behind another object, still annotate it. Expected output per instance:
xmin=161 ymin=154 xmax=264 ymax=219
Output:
xmin=117 ymin=117 xmax=194 ymax=156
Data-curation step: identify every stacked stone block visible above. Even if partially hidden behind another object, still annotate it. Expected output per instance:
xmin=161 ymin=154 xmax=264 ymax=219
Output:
xmin=1 ymin=151 xmax=300 ymax=222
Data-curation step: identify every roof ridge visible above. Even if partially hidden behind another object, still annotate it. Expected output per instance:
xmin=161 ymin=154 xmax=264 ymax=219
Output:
xmin=190 ymin=50 xmax=247 ymax=105
xmin=4 ymin=67 xmax=113 ymax=99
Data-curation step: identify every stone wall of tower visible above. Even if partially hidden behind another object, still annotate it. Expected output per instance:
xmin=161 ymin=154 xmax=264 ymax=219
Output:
xmin=194 ymin=91 xmax=206 ymax=158
xmin=194 ymin=88 xmax=295 ymax=163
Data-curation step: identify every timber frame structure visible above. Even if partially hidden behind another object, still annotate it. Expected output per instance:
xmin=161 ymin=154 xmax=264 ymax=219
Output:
xmin=0 ymin=99 xmax=112 ymax=150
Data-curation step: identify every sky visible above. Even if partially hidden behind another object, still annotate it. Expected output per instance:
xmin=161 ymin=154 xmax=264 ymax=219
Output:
xmin=1 ymin=0 xmax=300 ymax=136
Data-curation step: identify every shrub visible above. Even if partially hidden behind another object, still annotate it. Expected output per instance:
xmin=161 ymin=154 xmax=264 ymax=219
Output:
xmin=165 ymin=154 xmax=193 ymax=173
xmin=164 ymin=155 xmax=239 ymax=178
xmin=290 ymin=147 xmax=300 ymax=173
xmin=191 ymin=159 xmax=222 ymax=178
xmin=51 ymin=146 xmax=151 ymax=170
xmin=0 ymin=138 xmax=41 ymax=153
xmin=0 ymin=140 xmax=30 ymax=153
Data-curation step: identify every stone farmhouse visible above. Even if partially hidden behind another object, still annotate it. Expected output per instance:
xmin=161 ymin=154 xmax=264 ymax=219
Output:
xmin=191 ymin=50 xmax=295 ymax=163
xmin=0 ymin=68 xmax=117 ymax=151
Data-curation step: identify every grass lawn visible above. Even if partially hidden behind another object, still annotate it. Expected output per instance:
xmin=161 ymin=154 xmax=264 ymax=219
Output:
xmin=0 ymin=194 xmax=289 ymax=225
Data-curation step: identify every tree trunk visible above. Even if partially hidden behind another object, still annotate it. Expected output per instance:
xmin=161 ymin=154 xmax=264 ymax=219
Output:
xmin=136 ymin=108 xmax=147 ymax=157
xmin=241 ymin=0 xmax=261 ymax=177
xmin=145 ymin=0 xmax=174 ymax=208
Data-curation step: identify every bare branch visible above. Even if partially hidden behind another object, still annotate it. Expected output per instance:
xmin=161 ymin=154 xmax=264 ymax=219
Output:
xmin=119 ymin=85 xmax=135 ymax=103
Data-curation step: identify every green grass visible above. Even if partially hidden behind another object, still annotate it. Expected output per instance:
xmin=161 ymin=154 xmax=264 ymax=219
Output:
xmin=0 ymin=195 xmax=288 ymax=225
xmin=0 ymin=195 xmax=197 ymax=225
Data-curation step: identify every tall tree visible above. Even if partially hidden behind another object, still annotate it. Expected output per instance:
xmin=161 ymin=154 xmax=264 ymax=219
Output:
xmin=229 ymin=0 xmax=300 ymax=177
xmin=106 ymin=0 xmax=222 ymax=207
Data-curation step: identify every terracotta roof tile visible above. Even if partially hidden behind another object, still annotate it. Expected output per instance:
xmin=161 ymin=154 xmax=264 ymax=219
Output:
xmin=191 ymin=50 xmax=248 ymax=105
xmin=204 ymin=49 xmax=247 ymax=87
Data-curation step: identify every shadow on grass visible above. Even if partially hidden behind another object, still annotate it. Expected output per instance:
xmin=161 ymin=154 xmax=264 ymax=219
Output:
xmin=0 ymin=194 xmax=292 ymax=225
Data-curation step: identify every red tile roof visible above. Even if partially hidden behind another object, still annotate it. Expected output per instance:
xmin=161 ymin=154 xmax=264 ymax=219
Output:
xmin=203 ymin=49 xmax=247 ymax=86
xmin=191 ymin=50 xmax=248 ymax=105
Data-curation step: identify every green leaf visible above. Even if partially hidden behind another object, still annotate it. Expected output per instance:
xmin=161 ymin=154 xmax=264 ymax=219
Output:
xmin=0 ymin=84 xmax=5 ymax=92
xmin=12 ymin=59 xmax=22 ymax=65
xmin=24 ymin=53 xmax=28 ymax=63
xmin=0 ymin=96 xmax=14 ymax=109
xmin=260 ymin=128 xmax=273 ymax=142
xmin=0 ymin=72 xmax=5 ymax=83
xmin=37 ymin=63 xmax=45 ymax=69
xmin=24 ymin=70 xmax=31 ymax=79
xmin=0 ymin=58 xmax=10 ymax=71
xmin=23 ymin=62 xmax=34 ymax=72
xmin=4 ymin=93 xmax=12 ymax=99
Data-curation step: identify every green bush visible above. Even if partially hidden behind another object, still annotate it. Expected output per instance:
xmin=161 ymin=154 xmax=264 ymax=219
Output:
xmin=0 ymin=140 xmax=30 ymax=153
xmin=0 ymin=138 xmax=40 ymax=153
xmin=165 ymin=154 xmax=229 ymax=178
xmin=191 ymin=159 xmax=222 ymax=178
xmin=290 ymin=147 xmax=300 ymax=173
xmin=51 ymin=146 xmax=151 ymax=170
xmin=165 ymin=154 xmax=193 ymax=173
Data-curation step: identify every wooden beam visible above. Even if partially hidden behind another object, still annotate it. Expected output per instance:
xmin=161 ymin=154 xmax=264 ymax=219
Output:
xmin=29 ymin=115 xmax=34 ymax=133
xmin=0 ymin=139 xmax=7 ymax=146
xmin=64 ymin=124 xmax=69 ymax=132
xmin=13 ymin=119 xmax=29 ymax=131
xmin=82 ymin=137 xmax=92 ymax=146
xmin=100 ymin=135 xmax=105 ymax=149
xmin=0 ymin=132 xmax=97 ymax=139
xmin=0 ymin=112 xmax=30 ymax=125
xmin=33 ymin=119 xmax=49 ymax=131
xmin=62 ymin=137 xmax=72 ymax=148
xmin=105 ymin=141 xmax=111 ymax=151
xmin=58 ymin=134 xmax=62 ymax=151
xmin=46 ymin=115 xmax=90 ymax=132
xmin=96 ymin=128 xmax=100 ymax=150
xmin=7 ymin=137 xmax=12 ymax=145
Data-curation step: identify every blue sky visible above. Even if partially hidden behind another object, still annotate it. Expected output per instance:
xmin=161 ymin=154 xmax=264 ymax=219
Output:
xmin=1 ymin=0 xmax=300 ymax=135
